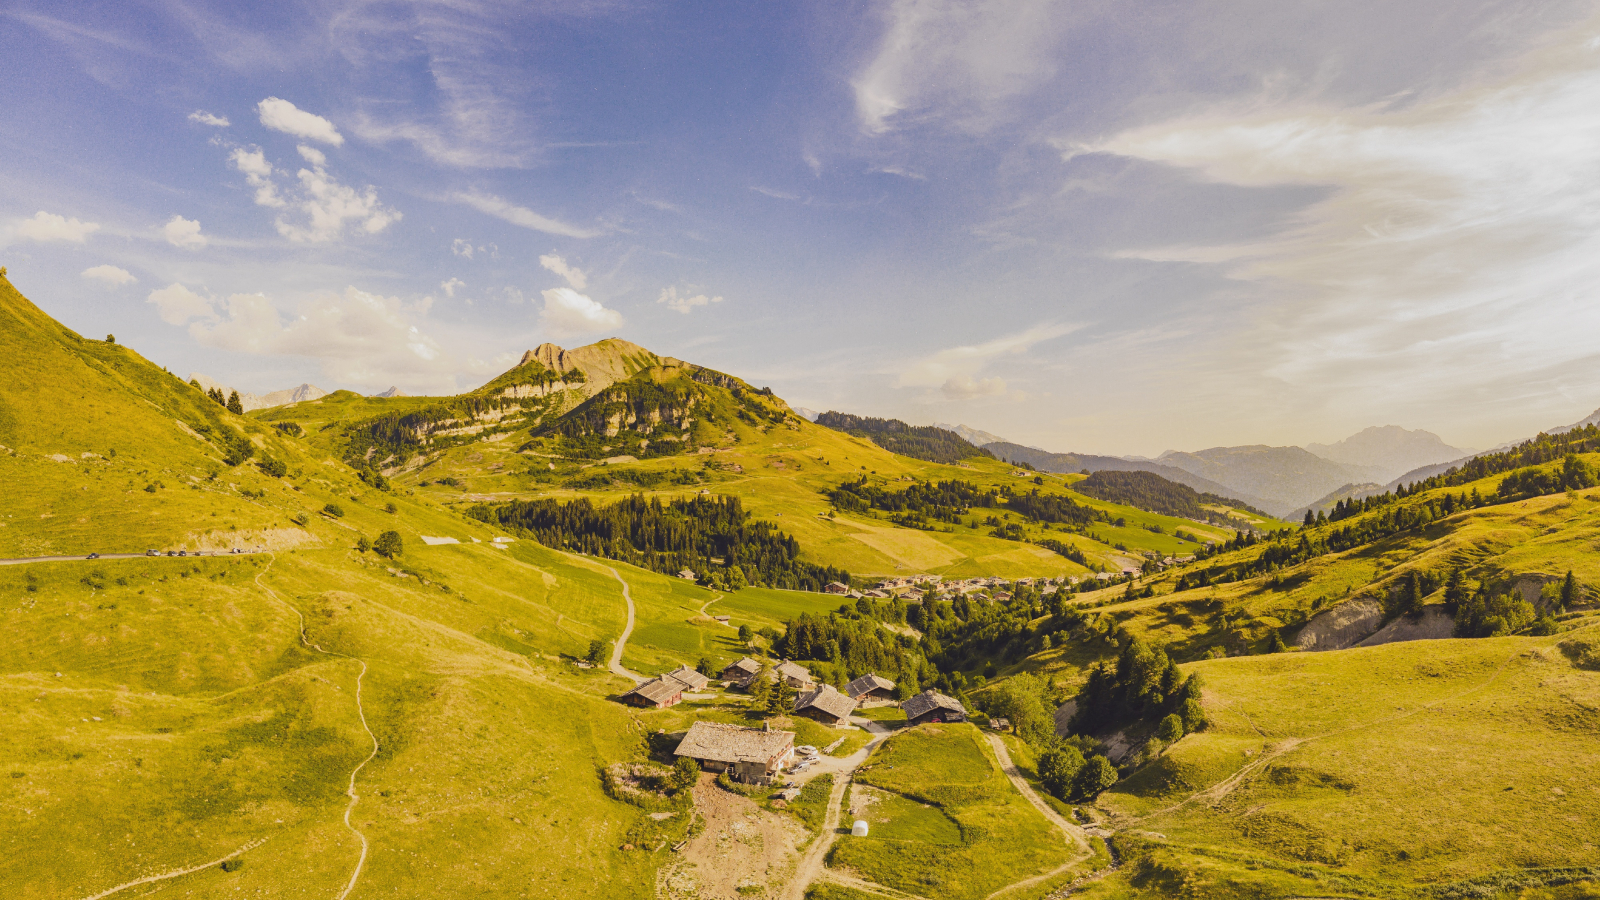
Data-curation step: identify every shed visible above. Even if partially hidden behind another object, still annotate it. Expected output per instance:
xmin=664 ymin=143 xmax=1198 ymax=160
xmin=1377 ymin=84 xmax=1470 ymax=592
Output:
xmin=793 ymin=684 xmax=858 ymax=727
xmin=843 ymin=673 xmax=897 ymax=702
xmin=903 ymin=689 xmax=968 ymax=726
xmin=774 ymin=660 xmax=814 ymax=690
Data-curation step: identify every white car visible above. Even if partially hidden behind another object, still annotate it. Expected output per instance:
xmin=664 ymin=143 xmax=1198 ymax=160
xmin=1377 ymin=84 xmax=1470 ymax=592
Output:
xmin=796 ymin=745 xmax=819 ymax=756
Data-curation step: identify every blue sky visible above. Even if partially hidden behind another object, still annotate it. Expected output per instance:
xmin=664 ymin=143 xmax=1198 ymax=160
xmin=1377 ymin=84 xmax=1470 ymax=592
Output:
xmin=5 ymin=1 xmax=1600 ymax=455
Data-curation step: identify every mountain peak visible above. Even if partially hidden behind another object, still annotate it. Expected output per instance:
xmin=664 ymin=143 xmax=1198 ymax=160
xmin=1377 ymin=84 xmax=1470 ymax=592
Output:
xmin=1304 ymin=425 xmax=1468 ymax=480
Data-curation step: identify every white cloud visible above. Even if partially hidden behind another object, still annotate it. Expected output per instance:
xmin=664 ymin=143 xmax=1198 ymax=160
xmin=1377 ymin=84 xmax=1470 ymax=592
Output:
xmin=539 ymin=253 xmax=587 ymax=289
xmin=940 ymin=375 xmax=1008 ymax=399
xmin=658 ymin=286 xmax=723 ymax=315
xmin=455 ymin=192 xmax=601 ymax=238
xmin=189 ymin=286 xmax=462 ymax=391
xmin=275 ymin=163 xmax=400 ymax=243
xmin=257 ymin=97 xmax=343 ymax=146
xmin=297 ymin=144 xmax=326 ymax=166
xmin=852 ymin=0 xmax=1059 ymax=135
xmin=81 ymin=265 xmax=135 ymax=286
xmin=188 ymin=110 xmax=230 ymax=127
xmin=898 ymin=323 xmax=1075 ymax=398
xmin=540 ymin=287 xmax=623 ymax=337
xmin=1089 ymin=29 xmax=1600 ymax=420
xmin=147 ymin=283 xmax=214 ymax=325
xmin=14 ymin=210 xmax=99 ymax=242
xmin=229 ymin=148 xmax=284 ymax=207
xmin=451 ymin=238 xmax=474 ymax=258
xmin=440 ymin=278 xmax=464 ymax=298
xmin=161 ymin=215 xmax=207 ymax=249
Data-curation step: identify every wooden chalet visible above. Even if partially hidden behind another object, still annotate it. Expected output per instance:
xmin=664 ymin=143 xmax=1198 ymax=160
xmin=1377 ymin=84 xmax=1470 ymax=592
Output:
xmin=720 ymin=657 xmax=763 ymax=686
xmin=674 ymin=722 xmax=795 ymax=785
xmin=774 ymin=660 xmax=814 ymax=690
xmin=793 ymin=684 xmax=858 ymax=727
xmin=825 ymin=581 xmax=850 ymax=595
xmin=843 ymin=673 xmax=896 ymax=702
xmin=902 ymin=689 xmax=968 ymax=726
xmin=620 ymin=665 xmax=711 ymax=709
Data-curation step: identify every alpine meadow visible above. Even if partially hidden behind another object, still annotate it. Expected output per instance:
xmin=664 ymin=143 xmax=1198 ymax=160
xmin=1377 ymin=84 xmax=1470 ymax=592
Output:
xmin=5 ymin=4 xmax=1600 ymax=899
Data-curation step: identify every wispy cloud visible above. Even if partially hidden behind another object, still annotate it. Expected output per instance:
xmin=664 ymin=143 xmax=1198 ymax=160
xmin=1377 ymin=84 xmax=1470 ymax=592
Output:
xmin=455 ymin=191 xmax=601 ymax=238
xmin=188 ymin=110 xmax=230 ymax=127
xmin=540 ymin=287 xmax=623 ymax=337
xmin=897 ymin=323 xmax=1077 ymax=400
xmin=540 ymin=253 xmax=588 ymax=289
xmin=658 ymin=286 xmax=723 ymax=315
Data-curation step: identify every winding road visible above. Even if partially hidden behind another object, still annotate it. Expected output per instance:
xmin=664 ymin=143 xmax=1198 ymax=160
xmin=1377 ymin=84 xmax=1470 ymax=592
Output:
xmin=593 ymin=561 xmax=646 ymax=683
xmin=983 ymin=734 xmax=1093 ymax=899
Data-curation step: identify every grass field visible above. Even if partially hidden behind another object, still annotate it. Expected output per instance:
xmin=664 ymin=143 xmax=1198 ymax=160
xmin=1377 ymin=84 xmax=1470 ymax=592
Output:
xmin=829 ymin=724 xmax=1072 ymax=899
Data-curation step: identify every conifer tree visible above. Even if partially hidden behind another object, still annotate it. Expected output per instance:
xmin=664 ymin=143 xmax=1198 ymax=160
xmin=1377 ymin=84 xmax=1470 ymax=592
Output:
xmin=227 ymin=390 xmax=244 ymax=415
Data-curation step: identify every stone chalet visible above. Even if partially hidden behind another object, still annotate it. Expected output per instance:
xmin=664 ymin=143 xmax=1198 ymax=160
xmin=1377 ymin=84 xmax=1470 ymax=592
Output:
xmin=620 ymin=665 xmax=711 ymax=709
xmin=843 ymin=673 xmax=897 ymax=702
xmin=903 ymin=689 xmax=968 ymax=726
xmin=675 ymin=721 xmax=795 ymax=785
xmin=793 ymin=684 xmax=858 ymax=727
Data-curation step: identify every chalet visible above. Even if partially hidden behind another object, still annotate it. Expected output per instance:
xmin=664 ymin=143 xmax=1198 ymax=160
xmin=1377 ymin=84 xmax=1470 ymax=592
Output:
xmin=903 ymin=689 xmax=968 ymax=726
xmin=863 ymin=589 xmax=889 ymax=599
xmin=843 ymin=673 xmax=897 ymax=702
xmin=677 ymin=568 xmax=698 ymax=580
xmin=674 ymin=722 xmax=795 ymax=785
xmin=619 ymin=665 xmax=711 ymax=709
xmin=793 ymin=684 xmax=858 ymax=727
xmin=824 ymin=581 xmax=850 ymax=595
xmin=994 ymin=592 xmax=1012 ymax=602
xmin=774 ymin=660 xmax=814 ymax=690
xmin=721 ymin=657 xmax=763 ymax=686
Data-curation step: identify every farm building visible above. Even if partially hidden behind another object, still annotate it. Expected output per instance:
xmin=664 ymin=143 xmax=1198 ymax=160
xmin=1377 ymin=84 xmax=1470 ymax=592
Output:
xmin=903 ymin=689 xmax=968 ymax=726
xmin=825 ymin=581 xmax=850 ymax=594
xmin=774 ymin=660 xmax=814 ymax=689
xmin=720 ymin=657 xmax=763 ymax=686
xmin=793 ymin=684 xmax=858 ymax=727
xmin=843 ymin=673 xmax=896 ymax=702
xmin=619 ymin=665 xmax=711 ymax=709
xmin=674 ymin=722 xmax=795 ymax=785
xmin=720 ymin=657 xmax=813 ymax=690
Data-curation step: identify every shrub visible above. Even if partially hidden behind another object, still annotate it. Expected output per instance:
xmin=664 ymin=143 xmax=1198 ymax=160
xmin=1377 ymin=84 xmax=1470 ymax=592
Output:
xmin=220 ymin=859 xmax=243 ymax=873
xmin=1071 ymin=755 xmax=1118 ymax=800
xmin=258 ymin=457 xmax=287 ymax=478
xmin=672 ymin=756 xmax=700 ymax=791
xmin=290 ymin=513 xmax=310 ymax=527
xmin=1179 ymin=698 xmax=1206 ymax=733
xmin=323 ymin=503 xmax=345 ymax=518
xmin=356 ymin=535 xmax=372 ymax=552
xmin=1155 ymin=714 xmax=1184 ymax=745
xmin=1038 ymin=745 xmax=1085 ymax=799
xmin=373 ymin=530 xmax=403 ymax=558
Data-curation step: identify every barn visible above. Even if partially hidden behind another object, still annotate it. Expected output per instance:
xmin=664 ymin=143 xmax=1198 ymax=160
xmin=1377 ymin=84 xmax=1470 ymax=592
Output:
xmin=793 ymin=684 xmax=858 ymax=727
xmin=902 ymin=689 xmax=968 ymax=726
xmin=843 ymin=673 xmax=896 ymax=702
xmin=674 ymin=722 xmax=795 ymax=785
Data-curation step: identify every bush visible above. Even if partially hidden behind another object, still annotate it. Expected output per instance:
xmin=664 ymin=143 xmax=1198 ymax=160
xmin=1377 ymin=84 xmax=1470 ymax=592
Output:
xmin=356 ymin=535 xmax=372 ymax=552
xmin=1179 ymin=698 xmax=1206 ymax=733
xmin=1037 ymin=745 xmax=1085 ymax=799
xmin=374 ymin=530 xmax=403 ymax=558
xmin=1155 ymin=713 xmax=1184 ymax=745
xmin=672 ymin=756 xmax=700 ymax=791
xmin=291 ymin=513 xmax=310 ymax=527
xmin=1071 ymin=755 xmax=1118 ymax=800
xmin=323 ymin=503 xmax=345 ymax=518
xmin=259 ymin=457 xmax=287 ymax=478
xmin=219 ymin=859 xmax=243 ymax=873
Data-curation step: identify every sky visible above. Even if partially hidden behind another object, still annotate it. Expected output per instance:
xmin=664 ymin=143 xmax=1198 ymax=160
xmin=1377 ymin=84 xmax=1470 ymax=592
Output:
xmin=5 ymin=0 xmax=1600 ymax=457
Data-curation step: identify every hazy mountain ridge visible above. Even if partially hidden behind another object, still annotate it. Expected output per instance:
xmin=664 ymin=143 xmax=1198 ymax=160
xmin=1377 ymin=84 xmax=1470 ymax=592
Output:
xmin=984 ymin=441 xmax=1279 ymax=515
xmin=934 ymin=422 xmax=1009 ymax=448
xmin=189 ymin=372 xmax=326 ymax=412
xmin=1304 ymin=425 xmax=1470 ymax=479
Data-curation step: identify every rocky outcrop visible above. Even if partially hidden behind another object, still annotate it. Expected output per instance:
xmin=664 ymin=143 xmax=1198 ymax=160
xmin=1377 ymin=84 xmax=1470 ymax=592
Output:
xmin=521 ymin=339 xmax=658 ymax=398
xmin=1296 ymin=599 xmax=1384 ymax=651
xmin=1355 ymin=607 xmax=1455 ymax=647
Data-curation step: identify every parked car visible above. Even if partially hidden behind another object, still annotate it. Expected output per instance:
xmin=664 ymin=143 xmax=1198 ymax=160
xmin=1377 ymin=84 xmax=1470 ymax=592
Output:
xmin=796 ymin=745 xmax=818 ymax=757
xmin=146 ymin=549 xmax=159 ymax=557
xmin=86 ymin=553 xmax=98 ymax=559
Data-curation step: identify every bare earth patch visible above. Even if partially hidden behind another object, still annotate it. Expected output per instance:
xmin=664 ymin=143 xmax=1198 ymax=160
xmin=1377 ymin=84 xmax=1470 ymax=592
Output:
xmin=659 ymin=777 xmax=810 ymax=900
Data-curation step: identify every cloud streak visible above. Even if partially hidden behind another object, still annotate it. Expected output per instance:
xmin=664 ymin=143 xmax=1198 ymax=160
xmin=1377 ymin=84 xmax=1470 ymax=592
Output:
xmin=456 ymin=192 xmax=600 ymax=238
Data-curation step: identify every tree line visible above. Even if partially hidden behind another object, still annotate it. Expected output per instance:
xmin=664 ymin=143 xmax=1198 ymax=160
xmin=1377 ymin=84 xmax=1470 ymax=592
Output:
xmin=814 ymin=411 xmax=994 ymax=464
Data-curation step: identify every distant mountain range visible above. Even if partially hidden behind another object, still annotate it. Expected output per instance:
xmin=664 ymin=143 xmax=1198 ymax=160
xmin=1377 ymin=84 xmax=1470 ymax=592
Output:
xmin=189 ymin=373 xmax=326 ymax=412
xmin=1304 ymin=426 xmax=1471 ymax=478
xmin=933 ymin=423 xmax=1008 ymax=448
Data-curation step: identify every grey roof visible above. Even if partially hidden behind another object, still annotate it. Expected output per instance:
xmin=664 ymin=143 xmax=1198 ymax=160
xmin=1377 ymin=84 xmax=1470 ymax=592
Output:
xmin=903 ymin=689 xmax=966 ymax=720
xmin=775 ymin=660 xmax=812 ymax=683
xmin=722 ymin=657 xmax=762 ymax=678
xmin=675 ymin=722 xmax=794 ymax=765
xmin=662 ymin=665 xmax=710 ymax=692
xmin=794 ymin=684 xmax=858 ymax=721
xmin=624 ymin=677 xmax=684 ymax=705
xmin=843 ymin=673 xmax=896 ymax=698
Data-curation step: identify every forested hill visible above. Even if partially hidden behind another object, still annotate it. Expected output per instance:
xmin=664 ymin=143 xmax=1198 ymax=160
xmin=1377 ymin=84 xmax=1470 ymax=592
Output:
xmin=816 ymin=411 xmax=994 ymax=464
xmin=1070 ymin=470 xmax=1267 ymax=521
xmin=988 ymin=441 xmax=1275 ymax=512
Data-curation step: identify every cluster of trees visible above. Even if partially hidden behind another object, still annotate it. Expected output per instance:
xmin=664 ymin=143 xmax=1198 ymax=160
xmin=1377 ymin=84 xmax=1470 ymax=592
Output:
xmin=771 ymin=607 xmax=930 ymax=698
xmin=1008 ymin=488 xmax=1098 ymax=526
xmin=1070 ymin=470 xmax=1260 ymax=523
xmin=826 ymin=477 xmax=999 ymax=527
xmin=469 ymin=494 xmax=849 ymax=591
xmin=1497 ymin=454 xmax=1599 ymax=500
xmin=814 ymin=412 xmax=994 ymax=464
xmin=1069 ymin=637 xmax=1204 ymax=737
xmin=190 ymin=379 xmax=245 ymax=415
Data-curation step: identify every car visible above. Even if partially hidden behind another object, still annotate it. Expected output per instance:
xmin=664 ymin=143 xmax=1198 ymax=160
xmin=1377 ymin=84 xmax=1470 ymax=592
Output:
xmin=86 ymin=553 xmax=98 ymax=560
xmin=177 ymin=550 xmax=187 ymax=557
xmin=146 ymin=549 xmax=159 ymax=557
xmin=795 ymin=745 xmax=818 ymax=756
xmin=167 ymin=550 xmax=177 ymax=557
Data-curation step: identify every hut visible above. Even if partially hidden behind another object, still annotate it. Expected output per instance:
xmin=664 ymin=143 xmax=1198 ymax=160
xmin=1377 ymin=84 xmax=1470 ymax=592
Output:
xmin=903 ymin=689 xmax=968 ymax=726
xmin=793 ymin=684 xmax=858 ymax=727
xmin=674 ymin=722 xmax=795 ymax=785
xmin=843 ymin=673 xmax=897 ymax=702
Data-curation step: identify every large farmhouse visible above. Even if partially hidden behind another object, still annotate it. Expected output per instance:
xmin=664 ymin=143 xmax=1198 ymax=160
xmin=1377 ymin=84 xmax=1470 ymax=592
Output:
xmin=903 ymin=689 xmax=968 ymax=725
xmin=620 ymin=665 xmax=711 ymax=709
xmin=843 ymin=673 xmax=896 ymax=702
xmin=793 ymin=683 xmax=858 ymax=727
xmin=674 ymin=722 xmax=795 ymax=785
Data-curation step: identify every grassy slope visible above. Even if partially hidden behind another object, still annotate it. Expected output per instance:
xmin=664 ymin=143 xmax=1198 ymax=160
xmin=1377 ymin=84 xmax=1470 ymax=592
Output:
xmin=0 ymin=275 xmax=701 ymax=897
xmin=830 ymin=724 xmax=1071 ymax=899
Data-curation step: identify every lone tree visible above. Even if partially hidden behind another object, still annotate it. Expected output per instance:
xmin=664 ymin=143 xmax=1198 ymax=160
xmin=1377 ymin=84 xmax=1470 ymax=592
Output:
xmin=1071 ymin=755 xmax=1118 ymax=800
xmin=373 ymin=530 xmax=403 ymax=558
xmin=586 ymin=640 xmax=607 ymax=666
xmin=1560 ymin=571 xmax=1579 ymax=611
xmin=227 ymin=391 xmax=244 ymax=415
xmin=695 ymin=656 xmax=716 ymax=677
xmin=1155 ymin=713 xmax=1185 ymax=746
xmin=671 ymin=756 xmax=700 ymax=792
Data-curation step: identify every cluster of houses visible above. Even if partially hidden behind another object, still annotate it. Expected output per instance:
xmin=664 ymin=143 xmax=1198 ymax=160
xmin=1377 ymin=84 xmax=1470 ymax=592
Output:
xmin=626 ymin=657 xmax=971 ymax=785
xmin=824 ymin=573 xmax=1091 ymax=603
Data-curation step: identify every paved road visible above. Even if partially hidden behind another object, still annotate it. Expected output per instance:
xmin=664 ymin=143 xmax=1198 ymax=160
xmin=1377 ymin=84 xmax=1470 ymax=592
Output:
xmin=0 ymin=549 xmax=268 ymax=566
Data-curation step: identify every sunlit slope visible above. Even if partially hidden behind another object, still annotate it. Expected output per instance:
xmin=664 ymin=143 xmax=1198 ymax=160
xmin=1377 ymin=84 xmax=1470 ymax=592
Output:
xmin=1079 ymin=629 xmax=1600 ymax=898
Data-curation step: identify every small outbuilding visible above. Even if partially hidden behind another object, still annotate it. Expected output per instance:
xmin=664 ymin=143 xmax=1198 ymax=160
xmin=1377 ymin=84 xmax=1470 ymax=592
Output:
xmin=902 ymin=689 xmax=968 ymax=726
xmin=843 ymin=673 xmax=897 ymax=702
xmin=793 ymin=684 xmax=859 ymax=727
